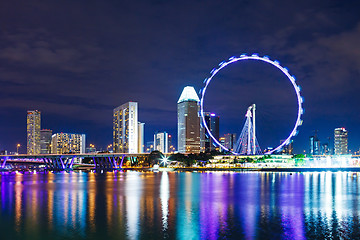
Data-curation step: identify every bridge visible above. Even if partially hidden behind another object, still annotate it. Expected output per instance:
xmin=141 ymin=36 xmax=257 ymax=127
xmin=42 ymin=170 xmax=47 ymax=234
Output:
xmin=0 ymin=152 xmax=166 ymax=171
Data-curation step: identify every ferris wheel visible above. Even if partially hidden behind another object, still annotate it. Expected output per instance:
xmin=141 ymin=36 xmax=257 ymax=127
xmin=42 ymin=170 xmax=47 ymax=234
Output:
xmin=199 ymin=54 xmax=304 ymax=155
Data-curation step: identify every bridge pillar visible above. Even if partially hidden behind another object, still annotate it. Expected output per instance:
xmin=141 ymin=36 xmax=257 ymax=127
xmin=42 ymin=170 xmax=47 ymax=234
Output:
xmin=0 ymin=156 xmax=8 ymax=170
xmin=119 ymin=155 xmax=125 ymax=168
xmin=93 ymin=156 xmax=122 ymax=171
xmin=42 ymin=156 xmax=74 ymax=171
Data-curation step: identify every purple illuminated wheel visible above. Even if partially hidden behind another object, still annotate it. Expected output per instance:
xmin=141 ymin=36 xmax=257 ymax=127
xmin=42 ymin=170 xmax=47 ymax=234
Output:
xmin=200 ymin=54 xmax=304 ymax=155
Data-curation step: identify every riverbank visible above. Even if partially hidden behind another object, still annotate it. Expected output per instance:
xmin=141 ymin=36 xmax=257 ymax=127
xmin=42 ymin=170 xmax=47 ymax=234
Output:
xmin=173 ymin=167 xmax=360 ymax=172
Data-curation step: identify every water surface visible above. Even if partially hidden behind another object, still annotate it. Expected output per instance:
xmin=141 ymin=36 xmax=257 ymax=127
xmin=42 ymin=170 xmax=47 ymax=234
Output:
xmin=1 ymin=171 xmax=360 ymax=239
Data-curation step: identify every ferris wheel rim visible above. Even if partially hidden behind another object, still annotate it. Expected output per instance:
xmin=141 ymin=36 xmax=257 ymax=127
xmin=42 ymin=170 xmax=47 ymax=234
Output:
xmin=200 ymin=54 xmax=304 ymax=155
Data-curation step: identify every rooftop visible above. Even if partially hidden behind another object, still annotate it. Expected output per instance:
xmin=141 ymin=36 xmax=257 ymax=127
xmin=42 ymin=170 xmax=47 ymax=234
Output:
xmin=177 ymin=86 xmax=200 ymax=103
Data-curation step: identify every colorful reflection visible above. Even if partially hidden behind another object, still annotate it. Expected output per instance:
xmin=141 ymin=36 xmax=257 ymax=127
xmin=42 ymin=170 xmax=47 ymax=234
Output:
xmin=1 ymin=171 xmax=360 ymax=239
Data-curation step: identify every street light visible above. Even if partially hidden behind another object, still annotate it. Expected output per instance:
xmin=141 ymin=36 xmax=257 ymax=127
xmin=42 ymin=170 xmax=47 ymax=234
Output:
xmin=16 ymin=144 xmax=21 ymax=154
xmin=161 ymin=156 xmax=169 ymax=166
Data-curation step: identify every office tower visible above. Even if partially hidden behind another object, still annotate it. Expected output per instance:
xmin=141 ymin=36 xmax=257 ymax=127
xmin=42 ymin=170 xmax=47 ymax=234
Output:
xmin=168 ymin=134 xmax=175 ymax=153
xmin=51 ymin=133 xmax=86 ymax=154
xmin=138 ymin=122 xmax=145 ymax=153
xmin=27 ymin=110 xmax=41 ymax=155
xmin=40 ymin=129 xmax=52 ymax=154
xmin=321 ymin=143 xmax=330 ymax=155
xmin=201 ymin=112 xmax=220 ymax=152
xmin=280 ymin=139 xmax=293 ymax=155
xmin=154 ymin=131 xmax=169 ymax=153
xmin=309 ymin=133 xmax=320 ymax=155
xmin=177 ymin=86 xmax=201 ymax=154
xmin=113 ymin=102 xmax=138 ymax=153
xmin=334 ymin=127 xmax=348 ymax=155
xmin=224 ymin=133 xmax=237 ymax=152
xmin=146 ymin=141 xmax=154 ymax=153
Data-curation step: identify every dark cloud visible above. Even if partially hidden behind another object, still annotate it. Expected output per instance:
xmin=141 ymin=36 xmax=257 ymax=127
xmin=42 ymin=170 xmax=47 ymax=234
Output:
xmin=0 ymin=0 xmax=360 ymax=152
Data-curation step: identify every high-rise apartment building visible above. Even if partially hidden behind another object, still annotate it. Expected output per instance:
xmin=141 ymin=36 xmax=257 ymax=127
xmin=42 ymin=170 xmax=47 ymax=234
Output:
xmin=201 ymin=112 xmax=220 ymax=152
xmin=154 ymin=131 xmax=169 ymax=153
xmin=27 ymin=110 xmax=41 ymax=154
xmin=177 ymin=86 xmax=201 ymax=154
xmin=51 ymin=133 xmax=86 ymax=154
xmin=113 ymin=102 xmax=138 ymax=153
xmin=138 ymin=122 xmax=145 ymax=153
xmin=40 ymin=129 xmax=52 ymax=154
xmin=334 ymin=127 xmax=348 ymax=155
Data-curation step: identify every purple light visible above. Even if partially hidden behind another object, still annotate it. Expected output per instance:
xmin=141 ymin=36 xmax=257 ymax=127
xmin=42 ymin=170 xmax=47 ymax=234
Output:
xmin=200 ymin=54 xmax=304 ymax=155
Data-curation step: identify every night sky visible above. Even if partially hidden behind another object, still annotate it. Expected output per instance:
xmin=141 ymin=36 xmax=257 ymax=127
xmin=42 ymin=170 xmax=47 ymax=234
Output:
xmin=1 ymin=0 xmax=360 ymax=153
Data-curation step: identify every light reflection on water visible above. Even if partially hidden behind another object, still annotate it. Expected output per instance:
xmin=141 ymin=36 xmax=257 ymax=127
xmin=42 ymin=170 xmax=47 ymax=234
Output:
xmin=1 ymin=171 xmax=360 ymax=239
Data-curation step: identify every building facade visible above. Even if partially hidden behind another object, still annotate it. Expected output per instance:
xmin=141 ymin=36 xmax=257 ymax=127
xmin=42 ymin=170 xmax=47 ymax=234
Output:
xmin=309 ymin=135 xmax=320 ymax=155
xmin=113 ymin=102 xmax=138 ymax=153
xmin=145 ymin=141 xmax=154 ymax=153
xmin=168 ymin=134 xmax=175 ymax=153
xmin=154 ymin=131 xmax=169 ymax=153
xmin=224 ymin=133 xmax=237 ymax=152
xmin=27 ymin=110 xmax=41 ymax=155
xmin=177 ymin=86 xmax=201 ymax=154
xmin=281 ymin=139 xmax=293 ymax=155
xmin=201 ymin=112 xmax=220 ymax=152
xmin=334 ymin=127 xmax=348 ymax=155
xmin=51 ymin=133 xmax=86 ymax=154
xmin=40 ymin=129 xmax=52 ymax=154
xmin=138 ymin=122 xmax=145 ymax=153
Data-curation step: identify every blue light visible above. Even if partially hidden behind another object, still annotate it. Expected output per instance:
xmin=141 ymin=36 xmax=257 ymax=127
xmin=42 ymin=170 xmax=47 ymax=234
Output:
xmin=200 ymin=53 xmax=304 ymax=155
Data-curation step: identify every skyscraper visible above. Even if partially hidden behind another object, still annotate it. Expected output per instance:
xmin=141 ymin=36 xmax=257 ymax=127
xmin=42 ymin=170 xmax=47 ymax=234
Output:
xmin=51 ymin=133 xmax=86 ymax=154
xmin=281 ymin=139 xmax=293 ymax=155
xmin=177 ymin=86 xmax=201 ymax=154
xmin=309 ymin=132 xmax=320 ymax=155
xmin=27 ymin=110 xmax=41 ymax=154
xmin=334 ymin=127 xmax=348 ymax=155
xmin=168 ymin=134 xmax=175 ymax=153
xmin=201 ymin=112 xmax=220 ymax=152
xmin=113 ymin=102 xmax=138 ymax=153
xmin=40 ymin=129 xmax=52 ymax=154
xmin=154 ymin=131 xmax=169 ymax=153
xmin=224 ymin=133 xmax=237 ymax=152
xmin=138 ymin=122 xmax=145 ymax=153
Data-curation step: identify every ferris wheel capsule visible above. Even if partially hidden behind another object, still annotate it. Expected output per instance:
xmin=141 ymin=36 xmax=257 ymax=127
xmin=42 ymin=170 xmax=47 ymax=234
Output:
xmin=200 ymin=53 xmax=304 ymax=155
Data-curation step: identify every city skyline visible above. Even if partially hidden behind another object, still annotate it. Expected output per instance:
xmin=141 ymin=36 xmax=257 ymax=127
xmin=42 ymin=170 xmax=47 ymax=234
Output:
xmin=1 ymin=1 xmax=360 ymax=153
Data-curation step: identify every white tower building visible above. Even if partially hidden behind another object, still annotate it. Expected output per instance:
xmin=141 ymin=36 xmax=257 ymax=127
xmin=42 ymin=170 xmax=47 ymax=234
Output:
xmin=113 ymin=102 xmax=139 ymax=153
